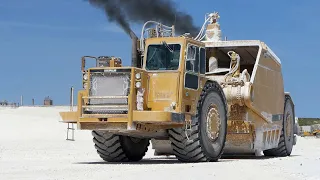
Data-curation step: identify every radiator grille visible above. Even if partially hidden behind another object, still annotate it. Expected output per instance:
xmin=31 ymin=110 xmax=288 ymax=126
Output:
xmin=85 ymin=70 xmax=131 ymax=114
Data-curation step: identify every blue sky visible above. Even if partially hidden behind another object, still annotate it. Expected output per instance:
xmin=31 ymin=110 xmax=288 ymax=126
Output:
xmin=0 ymin=0 xmax=319 ymax=117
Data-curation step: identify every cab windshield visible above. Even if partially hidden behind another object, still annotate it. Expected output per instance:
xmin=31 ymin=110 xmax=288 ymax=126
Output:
xmin=145 ymin=42 xmax=181 ymax=71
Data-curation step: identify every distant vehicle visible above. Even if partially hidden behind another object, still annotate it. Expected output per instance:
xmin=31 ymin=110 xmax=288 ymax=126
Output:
xmin=301 ymin=124 xmax=320 ymax=138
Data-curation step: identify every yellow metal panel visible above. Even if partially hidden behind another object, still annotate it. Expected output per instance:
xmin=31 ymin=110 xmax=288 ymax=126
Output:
xmin=133 ymin=111 xmax=172 ymax=122
xmin=251 ymin=50 xmax=284 ymax=119
xmin=79 ymin=122 xmax=127 ymax=130
xmin=127 ymin=67 xmax=136 ymax=128
xmin=59 ymin=111 xmax=78 ymax=122
xmin=107 ymin=117 xmax=128 ymax=123
xmin=79 ymin=117 xmax=101 ymax=122
xmin=79 ymin=117 xmax=128 ymax=123
xmin=147 ymin=72 xmax=180 ymax=111
xmin=78 ymin=90 xmax=87 ymax=117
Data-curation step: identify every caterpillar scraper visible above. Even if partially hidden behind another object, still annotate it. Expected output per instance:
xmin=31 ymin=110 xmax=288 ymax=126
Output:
xmin=60 ymin=12 xmax=298 ymax=162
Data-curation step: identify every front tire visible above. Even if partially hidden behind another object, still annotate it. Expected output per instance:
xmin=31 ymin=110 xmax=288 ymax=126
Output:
xmin=92 ymin=131 xmax=150 ymax=162
xmin=263 ymin=95 xmax=295 ymax=157
xmin=168 ymin=82 xmax=228 ymax=162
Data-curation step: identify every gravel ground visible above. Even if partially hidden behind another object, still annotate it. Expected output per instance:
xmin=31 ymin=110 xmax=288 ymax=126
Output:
xmin=0 ymin=106 xmax=319 ymax=180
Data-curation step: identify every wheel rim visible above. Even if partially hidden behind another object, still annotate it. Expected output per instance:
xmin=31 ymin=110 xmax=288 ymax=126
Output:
xmin=285 ymin=113 xmax=293 ymax=142
xmin=206 ymin=104 xmax=221 ymax=141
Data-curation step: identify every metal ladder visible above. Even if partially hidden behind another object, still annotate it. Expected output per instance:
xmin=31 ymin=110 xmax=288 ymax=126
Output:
xmin=65 ymin=121 xmax=76 ymax=141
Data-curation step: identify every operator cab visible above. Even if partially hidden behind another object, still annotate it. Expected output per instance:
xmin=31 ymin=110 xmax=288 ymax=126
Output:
xmin=145 ymin=41 xmax=181 ymax=71
xmin=142 ymin=36 xmax=206 ymax=75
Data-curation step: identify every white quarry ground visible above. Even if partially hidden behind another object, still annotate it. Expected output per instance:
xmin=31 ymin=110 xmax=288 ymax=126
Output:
xmin=0 ymin=106 xmax=319 ymax=180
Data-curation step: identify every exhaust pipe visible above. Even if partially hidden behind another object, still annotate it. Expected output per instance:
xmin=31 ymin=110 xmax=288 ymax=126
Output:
xmin=129 ymin=30 xmax=140 ymax=68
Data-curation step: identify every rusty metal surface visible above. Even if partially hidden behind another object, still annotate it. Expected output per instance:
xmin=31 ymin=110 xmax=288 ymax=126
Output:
xmin=135 ymin=122 xmax=183 ymax=132
xmin=228 ymin=121 xmax=252 ymax=134
xmin=226 ymin=133 xmax=253 ymax=147
xmin=79 ymin=122 xmax=127 ymax=131
xmin=224 ymin=133 xmax=255 ymax=154
xmin=228 ymin=105 xmax=247 ymax=121
xmin=224 ymin=120 xmax=255 ymax=154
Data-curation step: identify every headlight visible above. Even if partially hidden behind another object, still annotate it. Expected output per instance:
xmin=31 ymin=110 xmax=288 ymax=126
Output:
xmin=135 ymin=73 xmax=141 ymax=79
xmin=135 ymin=81 xmax=142 ymax=88
xmin=83 ymin=73 xmax=88 ymax=81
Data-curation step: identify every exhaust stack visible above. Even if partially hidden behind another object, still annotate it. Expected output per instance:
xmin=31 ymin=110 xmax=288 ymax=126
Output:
xmin=129 ymin=30 xmax=142 ymax=68
xmin=129 ymin=30 xmax=138 ymax=67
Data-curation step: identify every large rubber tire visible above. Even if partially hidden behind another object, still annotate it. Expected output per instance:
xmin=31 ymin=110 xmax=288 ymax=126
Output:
xmin=263 ymin=95 xmax=295 ymax=157
xmin=168 ymin=82 xmax=228 ymax=162
xmin=92 ymin=130 xmax=150 ymax=162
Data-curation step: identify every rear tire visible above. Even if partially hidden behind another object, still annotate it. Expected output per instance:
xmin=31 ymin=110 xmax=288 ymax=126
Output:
xmin=92 ymin=130 xmax=150 ymax=162
xmin=168 ymin=82 xmax=228 ymax=162
xmin=263 ymin=95 xmax=295 ymax=157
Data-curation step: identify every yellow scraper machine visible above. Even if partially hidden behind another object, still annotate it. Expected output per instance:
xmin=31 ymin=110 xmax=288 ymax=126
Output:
xmin=60 ymin=12 xmax=298 ymax=162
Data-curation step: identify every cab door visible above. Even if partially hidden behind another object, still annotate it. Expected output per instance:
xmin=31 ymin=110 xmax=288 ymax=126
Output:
xmin=183 ymin=43 xmax=200 ymax=114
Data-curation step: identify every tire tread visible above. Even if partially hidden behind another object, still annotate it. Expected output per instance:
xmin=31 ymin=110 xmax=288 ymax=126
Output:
xmin=91 ymin=131 xmax=149 ymax=162
xmin=263 ymin=95 xmax=294 ymax=157
xmin=168 ymin=81 xmax=228 ymax=162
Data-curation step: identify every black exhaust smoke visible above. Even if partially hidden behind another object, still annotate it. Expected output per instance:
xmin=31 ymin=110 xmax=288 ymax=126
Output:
xmin=88 ymin=0 xmax=200 ymax=36
xmin=88 ymin=0 xmax=200 ymax=67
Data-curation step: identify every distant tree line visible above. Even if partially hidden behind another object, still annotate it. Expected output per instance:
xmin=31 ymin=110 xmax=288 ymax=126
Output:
xmin=298 ymin=118 xmax=320 ymax=126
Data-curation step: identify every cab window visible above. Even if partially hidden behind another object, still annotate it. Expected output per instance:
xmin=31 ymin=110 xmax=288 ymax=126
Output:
xmin=145 ymin=43 xmax=181 ymax=71
xmin=186 ymin=44 xmax=199 ymax=73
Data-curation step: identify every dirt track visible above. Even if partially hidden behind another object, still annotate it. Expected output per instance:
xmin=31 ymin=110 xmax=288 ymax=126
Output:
xmin=0 ymin=107 xmax=319 ymax=180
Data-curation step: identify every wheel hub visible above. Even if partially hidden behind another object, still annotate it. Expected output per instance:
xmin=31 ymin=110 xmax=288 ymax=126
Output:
xmin=206 ymin=104 xmax=221 ymax=141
